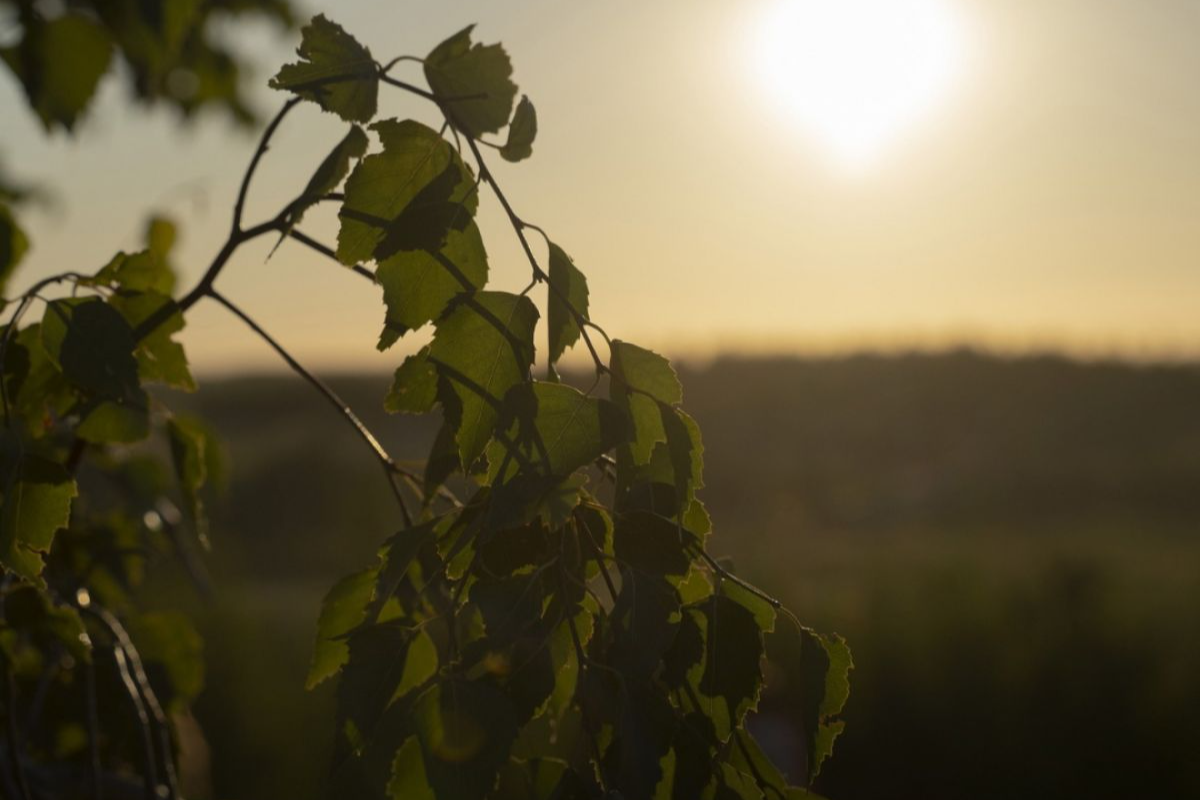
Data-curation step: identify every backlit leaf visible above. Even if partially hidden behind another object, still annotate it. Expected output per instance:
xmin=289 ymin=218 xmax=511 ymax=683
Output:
xmin=307 ymin=567 xmax=378 ymax=690
xmin=428 ymin=291 xmax=538 ymax=467
xmin=270 ymin=14 xmax=377 ymax=122
xmin=424 ymin=26 xmax=518 ymax=137
xmin=1 ymin=14 xmax=113 ymax=130
xmin=0 ymin=456 xmax=77 ymax=580
xmin=546 ymin=242 xmax=588 ymax=366
xmin=501 ymin=95 xmax=537 ymax=162
xmin=385 ymin=347 xmax=439 ymax=414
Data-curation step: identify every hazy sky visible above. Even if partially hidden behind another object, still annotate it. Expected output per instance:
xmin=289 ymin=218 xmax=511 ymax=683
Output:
xmin=3 ymin=0 xmax=1199 ymax=374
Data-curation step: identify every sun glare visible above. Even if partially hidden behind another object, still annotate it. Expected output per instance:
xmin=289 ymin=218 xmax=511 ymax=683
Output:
xmin=751 ymin=0 xmax=967 ymax=168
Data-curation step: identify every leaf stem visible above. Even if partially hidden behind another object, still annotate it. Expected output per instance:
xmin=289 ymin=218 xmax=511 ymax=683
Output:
xmin=232 ymin=97 xmax=301 ymax=236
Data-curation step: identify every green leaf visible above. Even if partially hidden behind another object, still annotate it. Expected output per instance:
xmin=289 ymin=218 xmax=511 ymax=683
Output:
xmin=307 ymin=567 xmax=378 ymax=690
xmin=270 ymin=14 xmax=377 ymax=122
xmin=1 ymin=585 xmax=91 ymax=662
xmin=94 ymin=250 xmax=174 ymax=294
xmin=58 ymin=299 xmax=141 ymax=402
xmin=0 ymin=203 xmax=30 ymax=296
xmin=611 ymin=340 xmax=682 ymax=405
xmin=128 ymin=612 xmax=204 ymax=711
xmin=546 ymin=242 xmax=588 ymax=366
xmin=798 ymin=630 xmax=852 ymax=781
xmin=697 ymin=589 xmax=769 ymax=742
xmin=613 ymin=511 xmax=695 ymax=577
xmin=501 ymin=95 xmax=537 ymax=162
xmin=415 ymin=680 xmax=520 ymax=800
xmin=388 ymin=737 xmax=435 ymax=800
xmin=1 ymin=14 xmax=113 ymax=130
xmin=611 ymin=570 xmax=680 ymax=678
xmin=428 ymin=292 xmax=538 ymax=467
xmin=0 ymin=456 xmax=77 ymax=580
xmin=661 ymin=404 xmax=705 ymax=512
xmin=146 ymin=216 xmax=177 ymax=259
xmin=110 ymin=292 xmax=195 ymax=391
xmin=273 ymin=125 xmax=368 ymax=255
xmin=338 ymin=119 xmax=478 ymax=266
xmin=526 ymin=382 xmax=628 ymax=478
xmin=375 ymin=221 xmax=488 ymax=346
xmin=424 ymin=26 xmax=518 ymax=137
xmin=385 ymin=347 xmax=439 ymax=415
xmin=77 ymin=399 xmax=151 ymax=444
xmin=167 ymin=415 xmax=220 ymax=546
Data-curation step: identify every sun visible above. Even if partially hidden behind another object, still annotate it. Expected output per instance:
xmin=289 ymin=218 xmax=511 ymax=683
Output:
xmin=750 ymin=0 xmax=967 ymax=167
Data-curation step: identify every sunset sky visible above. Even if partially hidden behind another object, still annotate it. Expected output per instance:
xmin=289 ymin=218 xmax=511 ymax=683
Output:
xmin=4 ymin=0 xmax=1199 ymax=374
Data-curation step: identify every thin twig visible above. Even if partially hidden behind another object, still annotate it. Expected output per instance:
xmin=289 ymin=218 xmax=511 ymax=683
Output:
xmin=232 ymin=98 xmax=301 ymax=235
xmin=207 ymin=290 xmax=414 ymax=528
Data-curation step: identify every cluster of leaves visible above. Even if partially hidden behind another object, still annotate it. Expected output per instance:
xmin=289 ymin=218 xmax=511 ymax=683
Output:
xmin=2 ymin=212 xmax=219 ymax=797
xmin=0 ymin=12 xmax=850 ymax=800
xmin=273 ymin=16 xmax=851 ymax=800
xmin=0 ymin=0 xmax=297 ymax=132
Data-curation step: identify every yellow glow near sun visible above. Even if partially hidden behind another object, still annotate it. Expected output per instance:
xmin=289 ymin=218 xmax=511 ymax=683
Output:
xmin=751 ymin=0 xmax=968 ymax=167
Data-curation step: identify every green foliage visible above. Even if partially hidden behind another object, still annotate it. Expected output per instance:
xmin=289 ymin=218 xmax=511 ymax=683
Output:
xmin=0 ymin=13 xmax=848 ymax=800
xmin=0 ymin=0 xmax=296 ymax=130
xmin=425 ymin=26 xmax=518 ymax=136
xmin=271 ymin=14 xmax=378 ymax=123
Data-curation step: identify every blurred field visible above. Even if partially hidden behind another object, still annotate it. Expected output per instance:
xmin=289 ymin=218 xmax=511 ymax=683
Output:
xmin=152 ymin=351 xmax=1200 ymax=800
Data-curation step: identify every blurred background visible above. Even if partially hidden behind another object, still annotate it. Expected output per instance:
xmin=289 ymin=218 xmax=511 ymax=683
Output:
xmin=4 ymin=0 xmax=1199 ymax=798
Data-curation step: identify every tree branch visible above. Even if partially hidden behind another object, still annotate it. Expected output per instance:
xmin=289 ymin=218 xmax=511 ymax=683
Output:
xmin=206 ymin=290 xmax=414 ymax=527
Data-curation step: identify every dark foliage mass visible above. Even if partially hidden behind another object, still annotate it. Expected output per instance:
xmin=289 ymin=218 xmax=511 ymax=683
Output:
xmin=1 ymin=11 xmax=845 ymax=800
xmin=169 ymin=353 xmax=1200 ymax=799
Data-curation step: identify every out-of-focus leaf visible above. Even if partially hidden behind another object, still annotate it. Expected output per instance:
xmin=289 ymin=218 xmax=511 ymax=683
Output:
xmin=1 ymin=14 xmax=113 ymax=130
xmin=0 ymin=456 xmax=77 ymax=580
xmin=414 ymin=680 xmax=520 ymax=800
xmin=0 ymin=203 xmax=30 ymax=295
xmin=128 ymin=611 xmax=205 ymax=711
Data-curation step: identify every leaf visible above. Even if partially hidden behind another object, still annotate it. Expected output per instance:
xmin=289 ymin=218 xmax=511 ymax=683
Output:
xmin=59 ymin=299 xmax=142 ymax=403
xmin=0 ymin=203 xmax=30 ymax=295
xmin=338 ymin=119 xmax=477 ymax=266
xmin=77 ymin=400 xmax=151 ymax=444
xmin=428 ymin=292 xmax=538 ymax=467
xmin=697 ymin=589 xmax=770 ymax=742
xmin=526 ymin=382 xmax=628 ymax=478
xmin=0 ymin=456 xmax=77 ymax=580
xmin=95 ymin=250 xmax=174 ymax=294
xmin=424 ymin=26 xmax=518 ymax=137
xmin=613 ymin=510 xmax=695 ymax=577
xmin=414 ymin=680 xmax=520 ymax=800
xmin=272 ymin=125 xmax=368 ymax=255
xmin=661 ymin=404 xmax=705 ymax=512
xmin=110 ymin=292 xmax=195 ymax=391
xmin=611 ymin=340 xmax=682 ymax=405
xmin=128 ymin=612 xmax=205 ymax=711
xmin=546 ymin=242 xmax=588 ymax=366
xmin=388 ymin=737 xmax=435 ymax=800
xmin=1 ymin=14 xmax=113 ymax=130
xmin=375 ymin=221 xmax=488 ymax=346
xmin=270 ymin=14 xmax=377 ymax=122
xmin=798 ymin=630 xmax=852 ymax=782
xmin=611 ymin=570 xmax=680 ymax=678
xmin=146 ymin=216 xmax=177 ymax=259
xmin=307 ymin=567 xmax=378 ymax=690
xmin=385 ymin=347 xmax=439 ymax=414
xmin=1 ymin=585 xmax=91 ymax=662
xmin=501 ymin=95 xmax=537 ymax=162
xmin=167 ymin=415 xmax=220 ymax=546
xmin=425 ymin=420 xmax=461 ymax=497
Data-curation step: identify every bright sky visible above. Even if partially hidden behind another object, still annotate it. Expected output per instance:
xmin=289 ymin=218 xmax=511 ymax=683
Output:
xmin=3 ymin=0 xmax=1199 ymax=374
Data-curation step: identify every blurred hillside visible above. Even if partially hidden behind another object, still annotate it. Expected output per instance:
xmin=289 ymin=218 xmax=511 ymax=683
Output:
xmin=155 ymin=351 xmax=1200 ymax=800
